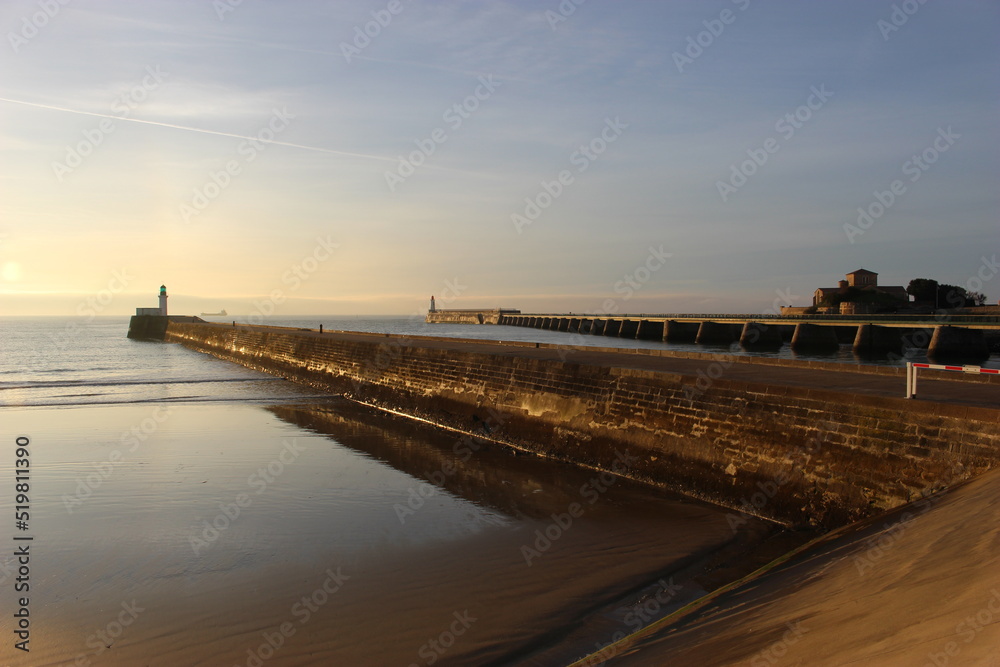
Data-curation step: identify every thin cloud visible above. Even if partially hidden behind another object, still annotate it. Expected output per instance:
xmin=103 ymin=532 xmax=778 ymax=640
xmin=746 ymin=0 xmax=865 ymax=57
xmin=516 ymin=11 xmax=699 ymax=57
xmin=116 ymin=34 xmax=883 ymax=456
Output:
xmin=0 ymin=96 xmax=398 ymax=164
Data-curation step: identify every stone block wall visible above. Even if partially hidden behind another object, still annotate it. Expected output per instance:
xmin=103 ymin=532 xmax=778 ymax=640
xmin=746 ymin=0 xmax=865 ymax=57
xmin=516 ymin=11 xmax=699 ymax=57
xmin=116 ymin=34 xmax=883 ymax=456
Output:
xmin=425 ymin=309 xmax=516 ymax=324
xmin=163 ymin=322 xmax=1000 ymax=528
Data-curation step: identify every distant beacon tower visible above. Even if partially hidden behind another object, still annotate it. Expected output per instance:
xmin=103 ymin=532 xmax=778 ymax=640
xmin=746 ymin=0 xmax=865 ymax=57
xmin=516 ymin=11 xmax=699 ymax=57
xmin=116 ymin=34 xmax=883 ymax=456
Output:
xmin=429 ymin=295 xmax=436 ymax=313
xmin=159 ymin=285 xmax=168 ymax=316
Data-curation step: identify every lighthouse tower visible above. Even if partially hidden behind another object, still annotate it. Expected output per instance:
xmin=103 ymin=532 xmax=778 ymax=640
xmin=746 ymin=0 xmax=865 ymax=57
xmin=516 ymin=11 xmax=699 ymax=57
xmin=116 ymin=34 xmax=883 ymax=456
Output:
xmin=159 ymin=285 xmax=168 ymax=316
xmin=429 ymin=295 xmax=436 ymax=313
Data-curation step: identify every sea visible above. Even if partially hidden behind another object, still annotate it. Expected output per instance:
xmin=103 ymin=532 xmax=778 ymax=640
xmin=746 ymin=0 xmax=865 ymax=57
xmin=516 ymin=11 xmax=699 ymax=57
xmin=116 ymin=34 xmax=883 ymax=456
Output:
xmin=0 ymin=315 xmax=989 ymax=665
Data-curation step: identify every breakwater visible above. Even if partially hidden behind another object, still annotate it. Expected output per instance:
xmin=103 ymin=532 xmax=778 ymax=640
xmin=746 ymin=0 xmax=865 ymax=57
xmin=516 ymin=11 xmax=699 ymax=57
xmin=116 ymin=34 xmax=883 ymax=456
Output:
xmin=458 ymin=312 xmax=998 ymax=358
xmin=127 ymin=314 xmax=205 ymax=339
xmin=150 ymin=320 xmax=1000 ymax=528
xmin=425 ymin=308 xmax=520 ymax=325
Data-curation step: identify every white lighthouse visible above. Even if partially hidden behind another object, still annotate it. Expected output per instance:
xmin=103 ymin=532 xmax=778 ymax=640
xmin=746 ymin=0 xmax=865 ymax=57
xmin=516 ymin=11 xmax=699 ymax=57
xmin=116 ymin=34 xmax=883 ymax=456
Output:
xmin=159 ymin=285 xmax=168 ymax=316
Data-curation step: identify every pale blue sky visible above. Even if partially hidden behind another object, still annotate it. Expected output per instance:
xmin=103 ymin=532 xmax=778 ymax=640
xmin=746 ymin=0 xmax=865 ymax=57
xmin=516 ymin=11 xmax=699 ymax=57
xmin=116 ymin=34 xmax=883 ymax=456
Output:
xmin=1 ymin=0 xmax=997 ymax=316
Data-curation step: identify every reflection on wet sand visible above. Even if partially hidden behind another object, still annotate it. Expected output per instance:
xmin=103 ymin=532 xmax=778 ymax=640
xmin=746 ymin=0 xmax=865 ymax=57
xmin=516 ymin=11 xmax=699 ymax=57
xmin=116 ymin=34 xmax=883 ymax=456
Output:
xmin=264 ymin=400 xmax=804 ymax=665
xmin=267 ymin=400 xmax=650 ymax=522
xmin=11 ymin=399 xmax=799 ymax=666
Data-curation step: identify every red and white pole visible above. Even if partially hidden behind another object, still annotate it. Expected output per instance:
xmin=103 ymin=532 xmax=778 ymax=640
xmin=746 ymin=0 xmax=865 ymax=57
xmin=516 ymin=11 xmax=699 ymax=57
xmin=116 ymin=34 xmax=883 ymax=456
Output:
xmin=905 ymin=362 xmax=999 ymax=398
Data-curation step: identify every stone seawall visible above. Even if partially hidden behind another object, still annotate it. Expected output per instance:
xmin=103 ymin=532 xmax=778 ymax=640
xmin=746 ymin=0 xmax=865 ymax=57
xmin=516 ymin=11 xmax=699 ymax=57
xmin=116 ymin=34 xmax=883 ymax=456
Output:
xmin=425 ymin=308 xmax=519 ymax=324
xmin=127 ymin=315 xmax=206 ymax=340
xmin=162 ymin=322 xmax=1000 ymax=528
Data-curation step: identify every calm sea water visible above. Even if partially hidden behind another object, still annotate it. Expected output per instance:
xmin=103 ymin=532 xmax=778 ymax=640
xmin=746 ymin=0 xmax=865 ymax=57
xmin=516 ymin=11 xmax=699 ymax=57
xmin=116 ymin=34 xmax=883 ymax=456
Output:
xmin=0 ymin=317 xmax=764 ymax=666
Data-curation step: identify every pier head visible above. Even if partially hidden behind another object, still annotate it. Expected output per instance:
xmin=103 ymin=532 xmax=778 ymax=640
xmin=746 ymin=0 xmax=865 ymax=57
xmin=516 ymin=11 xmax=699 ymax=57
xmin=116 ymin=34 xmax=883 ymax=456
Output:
xmin=425 ymin=308 xmax=519 ymax=325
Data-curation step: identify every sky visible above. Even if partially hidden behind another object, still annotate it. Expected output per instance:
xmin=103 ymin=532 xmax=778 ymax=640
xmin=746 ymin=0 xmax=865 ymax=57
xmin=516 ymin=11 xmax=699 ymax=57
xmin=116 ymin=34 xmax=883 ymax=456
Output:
xmin=1 ymin=0 xmax=997 ymax=317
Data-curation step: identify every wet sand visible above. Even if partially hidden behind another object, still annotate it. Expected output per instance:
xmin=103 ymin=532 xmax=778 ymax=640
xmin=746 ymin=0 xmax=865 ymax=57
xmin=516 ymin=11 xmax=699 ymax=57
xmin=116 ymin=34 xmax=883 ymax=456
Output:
xmin=1 ymin=398 xmax=785 ymax=666
xmin=585 ymin=466 xmax=1000 ymax=666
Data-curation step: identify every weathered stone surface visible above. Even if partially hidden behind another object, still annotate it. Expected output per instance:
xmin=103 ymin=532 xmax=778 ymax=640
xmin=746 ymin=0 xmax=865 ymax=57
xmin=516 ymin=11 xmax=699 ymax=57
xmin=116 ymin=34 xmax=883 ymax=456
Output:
xmin=426 ymin=309 xmax=516 ymax=325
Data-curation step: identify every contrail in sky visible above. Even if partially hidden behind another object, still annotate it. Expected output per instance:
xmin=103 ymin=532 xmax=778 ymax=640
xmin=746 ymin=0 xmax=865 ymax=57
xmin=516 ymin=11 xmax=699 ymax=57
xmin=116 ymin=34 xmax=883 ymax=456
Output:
xmin=0 ymin=96 xmax=400 ymax=164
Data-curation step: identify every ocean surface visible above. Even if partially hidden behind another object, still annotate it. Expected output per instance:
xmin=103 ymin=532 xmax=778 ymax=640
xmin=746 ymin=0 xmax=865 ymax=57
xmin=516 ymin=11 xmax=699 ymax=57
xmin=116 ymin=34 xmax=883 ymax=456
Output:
xmin=0 ymin=317 xmax=777 ymax=666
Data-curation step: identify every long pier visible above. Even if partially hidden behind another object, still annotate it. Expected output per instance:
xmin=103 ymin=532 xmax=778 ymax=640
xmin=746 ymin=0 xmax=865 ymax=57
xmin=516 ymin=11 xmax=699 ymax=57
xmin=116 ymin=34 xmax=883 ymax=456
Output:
xmin=136 ymin=318 xmax=1000 ymax=528
xmin=428 ymin=309 xmax=999 ymax=358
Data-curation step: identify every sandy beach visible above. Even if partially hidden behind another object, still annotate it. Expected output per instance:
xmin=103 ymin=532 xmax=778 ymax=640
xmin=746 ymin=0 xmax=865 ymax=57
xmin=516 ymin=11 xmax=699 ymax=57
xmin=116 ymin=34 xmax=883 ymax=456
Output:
xmin=584 ymin=466 xmax=1000 ymax=666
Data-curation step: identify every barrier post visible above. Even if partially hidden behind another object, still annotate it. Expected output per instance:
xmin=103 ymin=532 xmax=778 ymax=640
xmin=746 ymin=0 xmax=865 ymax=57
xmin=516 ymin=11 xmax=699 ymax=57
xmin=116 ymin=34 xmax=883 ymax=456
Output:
xmin=905 ymin=362 xmax=998 ymax=399
xmin=905 ymin=362 xmax=916 ymax=398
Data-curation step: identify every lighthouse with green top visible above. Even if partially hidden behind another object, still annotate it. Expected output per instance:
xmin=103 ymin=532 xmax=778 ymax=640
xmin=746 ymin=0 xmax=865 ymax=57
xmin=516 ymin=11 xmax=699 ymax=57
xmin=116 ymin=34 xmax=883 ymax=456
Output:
xmin=158 ymin=285 xmax=168 ymax=315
